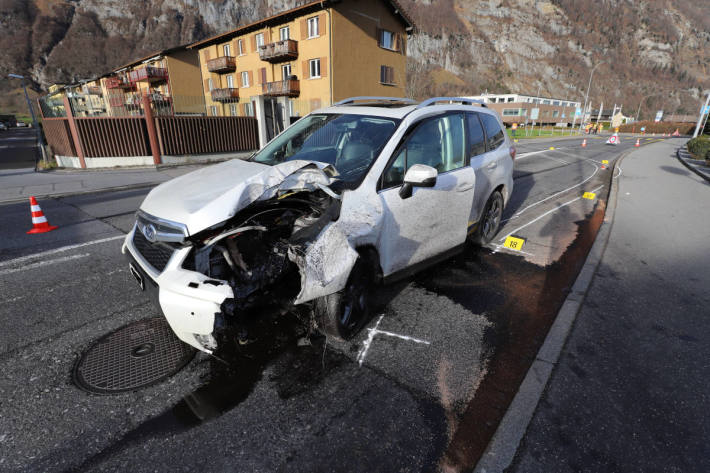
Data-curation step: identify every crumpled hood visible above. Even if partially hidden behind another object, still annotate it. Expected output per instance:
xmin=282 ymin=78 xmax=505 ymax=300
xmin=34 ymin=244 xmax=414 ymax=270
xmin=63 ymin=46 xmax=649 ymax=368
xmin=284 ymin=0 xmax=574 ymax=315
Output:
xmin=140 ymin=159 xmax=336 ymax=235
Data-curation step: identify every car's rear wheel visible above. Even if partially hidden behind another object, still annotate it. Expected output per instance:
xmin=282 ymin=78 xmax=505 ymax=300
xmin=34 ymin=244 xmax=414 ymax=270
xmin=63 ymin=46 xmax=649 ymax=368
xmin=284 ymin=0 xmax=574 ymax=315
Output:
xmin=314 ymin=254 xmax=375 ymax=340
xmin=471 ymin=190 xmax=504 ymax=245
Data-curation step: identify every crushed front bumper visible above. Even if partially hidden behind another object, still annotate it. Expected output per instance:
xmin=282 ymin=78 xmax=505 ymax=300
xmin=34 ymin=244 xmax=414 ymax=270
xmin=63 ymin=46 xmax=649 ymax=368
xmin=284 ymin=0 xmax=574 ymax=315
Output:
xmin=122 ymin=224 xmax=233 ymax=354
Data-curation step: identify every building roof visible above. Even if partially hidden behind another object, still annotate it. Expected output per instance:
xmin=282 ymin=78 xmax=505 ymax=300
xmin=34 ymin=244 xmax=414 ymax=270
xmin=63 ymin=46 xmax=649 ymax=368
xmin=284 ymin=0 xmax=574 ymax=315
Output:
xmin=112 ymin=42 xmax=194 ymax=72
xmin=188 ymin=0 xmax=414 ymax=49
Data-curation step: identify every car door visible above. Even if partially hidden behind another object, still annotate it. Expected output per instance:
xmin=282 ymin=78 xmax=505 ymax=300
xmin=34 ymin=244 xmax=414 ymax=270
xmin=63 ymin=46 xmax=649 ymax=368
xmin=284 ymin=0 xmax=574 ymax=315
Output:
xmin=467 ymin=112 xmax=494 ymax=225
xmin=377 ymin=113 xmax=476 ymax=276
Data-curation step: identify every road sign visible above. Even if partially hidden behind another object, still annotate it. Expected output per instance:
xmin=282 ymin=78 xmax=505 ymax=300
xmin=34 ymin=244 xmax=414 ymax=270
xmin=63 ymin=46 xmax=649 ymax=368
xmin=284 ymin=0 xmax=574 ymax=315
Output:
xmin=654 ymin=110 xmax=663 ymax=122
xmin=575 ymin=108 xmax=582 ymax=117
xmin=530 ymin=108 xmax=540 ymax=120
xmin=703 ymin=106 xmax=710 ymax=114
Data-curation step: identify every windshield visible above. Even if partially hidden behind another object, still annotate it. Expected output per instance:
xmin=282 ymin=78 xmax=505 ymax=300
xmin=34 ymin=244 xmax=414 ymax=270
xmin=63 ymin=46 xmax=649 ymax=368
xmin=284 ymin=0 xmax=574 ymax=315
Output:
xmin=251 ymin=113 xmax=400 ymax=189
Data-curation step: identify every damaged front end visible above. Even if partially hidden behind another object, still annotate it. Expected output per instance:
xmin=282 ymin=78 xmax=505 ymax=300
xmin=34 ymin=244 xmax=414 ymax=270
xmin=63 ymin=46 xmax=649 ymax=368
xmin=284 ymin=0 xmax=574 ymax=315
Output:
xmin=185 ymin=184 xmax=341 ymax=351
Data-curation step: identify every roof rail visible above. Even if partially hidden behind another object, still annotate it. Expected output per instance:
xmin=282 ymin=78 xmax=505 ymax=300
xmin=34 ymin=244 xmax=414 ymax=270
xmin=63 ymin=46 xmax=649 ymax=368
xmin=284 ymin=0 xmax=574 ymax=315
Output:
xmin=415 ymin=97 xmax=486 ymax=109
xmin=333 ymin=96 xmax=418 ymax=106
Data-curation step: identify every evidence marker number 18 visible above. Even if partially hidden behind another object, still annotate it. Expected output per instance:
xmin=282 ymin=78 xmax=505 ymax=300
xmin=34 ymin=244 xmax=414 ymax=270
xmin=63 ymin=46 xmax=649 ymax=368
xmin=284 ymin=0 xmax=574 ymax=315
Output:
xmin=503 ymin=235 xmax=526 ymax=251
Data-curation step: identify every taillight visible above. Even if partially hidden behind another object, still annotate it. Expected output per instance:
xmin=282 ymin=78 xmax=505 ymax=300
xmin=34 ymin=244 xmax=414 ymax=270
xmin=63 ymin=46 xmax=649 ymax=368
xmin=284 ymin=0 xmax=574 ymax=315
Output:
xmin=509 ymin=146 xmax=516 ymax=160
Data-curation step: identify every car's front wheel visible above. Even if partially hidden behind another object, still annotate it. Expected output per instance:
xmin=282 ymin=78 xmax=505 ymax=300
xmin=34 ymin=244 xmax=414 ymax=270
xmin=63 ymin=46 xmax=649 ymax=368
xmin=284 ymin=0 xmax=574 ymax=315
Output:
xmin=471 ymin=190 xmax=504 ymax=245
xmin=313 ymin=254 xmax=375 ymax=340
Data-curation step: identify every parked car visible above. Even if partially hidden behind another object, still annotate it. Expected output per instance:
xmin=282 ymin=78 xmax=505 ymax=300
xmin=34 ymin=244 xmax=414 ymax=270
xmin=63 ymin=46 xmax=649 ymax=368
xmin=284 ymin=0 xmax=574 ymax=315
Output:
xmin=0 ymin=123 xmax=6 ymax=131
xmin=16 ymin=121 xmax=27 ymax=127
xmin=123 ymin=97 xmax=515 ymax=354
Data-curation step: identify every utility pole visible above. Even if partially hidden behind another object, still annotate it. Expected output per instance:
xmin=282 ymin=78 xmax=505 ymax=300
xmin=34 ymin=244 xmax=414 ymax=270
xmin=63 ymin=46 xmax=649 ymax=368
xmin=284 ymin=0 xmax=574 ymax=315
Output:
xmin=8 ymin=73 xmax=47 ymax=168
xmin=579 ymin=61 xmax=605 ymax=133
xmin=692 ymin=92 xmax=710 ymax=138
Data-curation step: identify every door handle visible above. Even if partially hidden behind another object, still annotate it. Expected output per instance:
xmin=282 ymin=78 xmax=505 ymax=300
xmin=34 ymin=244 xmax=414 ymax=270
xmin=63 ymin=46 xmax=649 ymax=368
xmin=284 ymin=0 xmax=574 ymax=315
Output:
xmin=456 ymin=182 xmax=474 ymax=192
xmin=487 ymin=161 xmax=497 ymax=170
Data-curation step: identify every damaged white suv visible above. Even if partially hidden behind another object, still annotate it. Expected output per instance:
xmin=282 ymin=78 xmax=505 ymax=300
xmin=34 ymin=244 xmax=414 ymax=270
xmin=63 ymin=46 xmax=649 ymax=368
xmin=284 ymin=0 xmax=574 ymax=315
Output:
xmin=123 ymin=97 xmax=515 ymax=354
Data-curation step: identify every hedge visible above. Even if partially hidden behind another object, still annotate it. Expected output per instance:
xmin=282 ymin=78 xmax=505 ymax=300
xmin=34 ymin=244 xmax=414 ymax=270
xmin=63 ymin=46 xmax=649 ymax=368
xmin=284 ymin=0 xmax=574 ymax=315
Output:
xmin=618 ymin=121 xmax=695 ymax=135
xmin=687 ymin=136 xmax=710 ymax=160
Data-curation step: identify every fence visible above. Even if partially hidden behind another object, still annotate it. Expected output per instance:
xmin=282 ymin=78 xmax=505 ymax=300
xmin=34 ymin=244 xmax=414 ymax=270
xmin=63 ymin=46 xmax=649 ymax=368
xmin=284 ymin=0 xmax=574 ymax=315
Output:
xmin=40 ymin=94 xmax=259 ymax=168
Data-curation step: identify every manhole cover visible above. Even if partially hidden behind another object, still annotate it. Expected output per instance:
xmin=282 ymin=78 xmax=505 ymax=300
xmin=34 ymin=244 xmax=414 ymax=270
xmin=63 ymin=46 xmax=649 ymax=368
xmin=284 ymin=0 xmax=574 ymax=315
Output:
xmin=74 ymin=317 xmax=196 ymax=394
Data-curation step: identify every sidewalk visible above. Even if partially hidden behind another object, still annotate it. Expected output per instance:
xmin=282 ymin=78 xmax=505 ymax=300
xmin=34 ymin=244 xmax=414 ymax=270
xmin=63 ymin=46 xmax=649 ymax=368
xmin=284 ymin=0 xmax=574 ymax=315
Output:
xmin=510 ymin=140 xmax=710 ymax=471
xmin=0 ymin=163 xmax=215 ymax=203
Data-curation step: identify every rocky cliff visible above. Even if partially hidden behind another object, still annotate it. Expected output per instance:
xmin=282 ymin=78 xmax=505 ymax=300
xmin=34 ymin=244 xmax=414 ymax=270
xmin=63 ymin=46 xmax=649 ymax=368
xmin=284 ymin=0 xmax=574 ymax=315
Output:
xmin=1 ymin=0 xmax=708 ymax=118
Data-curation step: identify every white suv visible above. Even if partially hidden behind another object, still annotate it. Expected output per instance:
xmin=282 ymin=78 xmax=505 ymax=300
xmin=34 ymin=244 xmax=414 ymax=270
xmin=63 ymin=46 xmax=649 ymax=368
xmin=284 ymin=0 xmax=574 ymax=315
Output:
xmin=123 ymin=97 xmax=515 ymax=354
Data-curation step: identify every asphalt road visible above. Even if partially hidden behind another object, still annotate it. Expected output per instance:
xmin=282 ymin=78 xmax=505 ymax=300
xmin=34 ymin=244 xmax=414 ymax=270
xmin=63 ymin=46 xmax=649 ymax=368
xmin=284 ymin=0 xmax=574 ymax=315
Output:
xmin=0 ymin=135 xmax=667 ymax=472
xmin=0 ymin=127 xmax=39 ymax=169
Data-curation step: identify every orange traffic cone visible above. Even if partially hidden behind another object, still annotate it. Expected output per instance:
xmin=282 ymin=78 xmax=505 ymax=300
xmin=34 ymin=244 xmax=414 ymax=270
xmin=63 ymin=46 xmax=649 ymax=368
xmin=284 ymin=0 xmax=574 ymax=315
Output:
xmin=26 ymin=196 xmax=58 ymax=234
xmin=635 ymin=138 xmax=640 ymax=147
xmin=581 ymin=138 xmax=587 ymax=147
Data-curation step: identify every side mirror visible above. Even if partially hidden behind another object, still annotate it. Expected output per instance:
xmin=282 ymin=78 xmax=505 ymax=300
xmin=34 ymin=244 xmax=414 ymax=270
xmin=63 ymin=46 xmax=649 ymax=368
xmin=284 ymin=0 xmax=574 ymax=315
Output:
xmin=399 ymin=164 xmax=438 ymax=199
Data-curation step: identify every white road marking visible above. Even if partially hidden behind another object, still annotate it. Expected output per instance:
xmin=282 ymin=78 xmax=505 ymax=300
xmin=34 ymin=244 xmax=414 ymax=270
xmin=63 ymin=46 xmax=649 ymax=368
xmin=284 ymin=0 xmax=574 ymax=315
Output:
xmin=0 ymin=253 xmax=90 ymax=276
xmin=614 ymin=166 xmax=623 ymax=179
xmin=498 ymin=184 xmax=605 ymax=243
xmin=490 ymin=244 xmax=535 ymax=257
xmin=502 ymin=160 xmax=600 ymax=223
xmin=0 ymin=234 xmax=125 ymax=268
xmin=356 ymin=315 xmax=431 ymax=367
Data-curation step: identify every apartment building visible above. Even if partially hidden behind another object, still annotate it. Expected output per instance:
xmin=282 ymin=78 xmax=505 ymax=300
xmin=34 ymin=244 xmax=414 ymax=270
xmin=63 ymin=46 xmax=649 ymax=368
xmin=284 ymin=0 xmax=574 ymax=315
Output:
xmin=466 ymin=93 xmax=583 ymax=126
xmin=189 ymin=0 xmax=413 ymax=124
xmin=101 ymin=44 xmax=204 ymax=116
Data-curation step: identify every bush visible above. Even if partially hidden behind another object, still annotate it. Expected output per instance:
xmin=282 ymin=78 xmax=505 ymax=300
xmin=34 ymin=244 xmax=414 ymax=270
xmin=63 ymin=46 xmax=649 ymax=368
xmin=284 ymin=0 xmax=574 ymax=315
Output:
xmin=618 ymin=121 xmax=695 ymax=135
xmin=686 ymin=136 xmax=710 ymax=161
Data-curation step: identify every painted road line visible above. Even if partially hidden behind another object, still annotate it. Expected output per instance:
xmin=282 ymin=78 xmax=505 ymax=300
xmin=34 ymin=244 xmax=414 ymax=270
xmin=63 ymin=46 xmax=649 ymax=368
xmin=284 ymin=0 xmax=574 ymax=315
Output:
xmin=0 ymin=253 xmax=90 ymax=276
xmin=503 ymin=160 xmax=600 ymax=223
xmin=516 ymin=146 xmax=569 ymax=159
xmin=356 ymin=315 xmax=430 ymax=367
xmin=0 ymin=234 xmax=125 ymax=268
xmin=498 ymin=184 xmax=605 ymax=243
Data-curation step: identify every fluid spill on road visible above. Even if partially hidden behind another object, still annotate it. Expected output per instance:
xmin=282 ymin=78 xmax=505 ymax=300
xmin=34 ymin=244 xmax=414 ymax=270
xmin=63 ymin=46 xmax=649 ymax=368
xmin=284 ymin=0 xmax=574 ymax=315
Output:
xmin=70 ymin=313 xmax=345 ymax=472
xmin=415 ymin=191 xmax=608 ymax=472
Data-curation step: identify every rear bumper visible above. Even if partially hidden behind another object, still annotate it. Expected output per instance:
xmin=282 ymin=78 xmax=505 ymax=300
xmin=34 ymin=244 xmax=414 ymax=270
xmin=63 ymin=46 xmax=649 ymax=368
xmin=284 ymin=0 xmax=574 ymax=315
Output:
xmin=122 ymin=225 xmax=233 ymax=353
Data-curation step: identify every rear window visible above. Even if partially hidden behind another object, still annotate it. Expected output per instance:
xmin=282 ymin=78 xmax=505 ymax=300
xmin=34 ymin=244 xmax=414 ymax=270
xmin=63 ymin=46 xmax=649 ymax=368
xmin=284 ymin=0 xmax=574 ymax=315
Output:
xmin=480 ymin=114 xmax=505 ymax=150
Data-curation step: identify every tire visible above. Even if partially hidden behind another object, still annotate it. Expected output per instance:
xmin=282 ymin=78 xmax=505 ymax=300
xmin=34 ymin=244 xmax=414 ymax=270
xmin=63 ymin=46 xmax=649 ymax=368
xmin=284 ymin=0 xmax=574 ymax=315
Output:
xmin=471 ymin=191 xmax=504 ymax=246
xmin=314 ymin=255 xmax=375 ymax=340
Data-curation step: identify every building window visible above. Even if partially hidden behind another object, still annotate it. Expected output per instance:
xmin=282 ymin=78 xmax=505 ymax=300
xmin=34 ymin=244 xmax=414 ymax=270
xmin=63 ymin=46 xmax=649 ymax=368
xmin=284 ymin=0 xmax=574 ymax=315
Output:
xmin=238 ymin=39 xmax=244 ymax=56
xmin=230 ymin=103 xmax=238 ymax=116
xmin=255 ymin=33 xmax=264 ymax=48
xmin=379 ymin=29 xmax=395 ymax=50
xmin=241 ymin=71 xmax=250 ymax=87
xmin=502 ymin=108 xmax=521 ymax=116
xmin=553 ymin=101 xmax=560 ymax=106
xmin=380 ymin=65 xmax=395 ymax=85
xmin=245 ymin=102 xmax=254 ymax=117
xmin=307 ymin=17 xmax=319 ymax=38
xmin=209 ymin=105 xmax=218 ymax=116
xmin=282 ymin=64 xmax=292 ymax=80
xmin=543 ymin=100 xmax=551 ymax=105
xmin=208 ymin=78 xmax=214 ymax=91
xmin=552 ymin=110 xmax=560 ymax=117
xmin=280 ymin=26 xmax=290 ymax=40
xmin=223 ymin=44 xmax=231 ymax=56
xmin=227 ymin=75 xmax=234 ymax=88
xmin=309 ymin=59 xmax=321 ymax=78
xmin=288 ymin=99 xmax=296 ymax=117
xmin=507 ymin=97 xmax=514 ymax=102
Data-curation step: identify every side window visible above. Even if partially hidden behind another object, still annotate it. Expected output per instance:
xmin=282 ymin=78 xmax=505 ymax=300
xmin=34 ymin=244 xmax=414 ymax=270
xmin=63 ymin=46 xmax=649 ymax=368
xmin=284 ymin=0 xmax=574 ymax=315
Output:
xmin=380 ymin=114 xmax=466 ymax=189
xmin=467 ymin=112 xmax=487 ymax=156
xmin=480 ymin=114 xmax=505 ymax=150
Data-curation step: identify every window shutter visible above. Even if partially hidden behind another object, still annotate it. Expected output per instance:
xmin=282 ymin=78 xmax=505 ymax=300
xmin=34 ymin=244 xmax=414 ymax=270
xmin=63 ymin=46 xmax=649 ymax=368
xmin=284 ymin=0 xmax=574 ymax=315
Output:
xmin=261 ymin=67 xmax=267 ymax=84
xmin=302 ymin=60 xmax=309 ymax=78
xmin=248 ymin=70 xmax=253 ymax=87
xmin=204 ymin=79 xmax=210 ymax=93
xmin=301 ymin=19 xmax=308 ymax=39
xmin=399 ymin=34 xmax=406 ymax=54
xmin=394 ymin=33 xmax=401 ymax=52
xmin=376 ymin=28 xmax=382 ymax=47
xmin=388 ymin=66 xmax=394 ymax=84
xmin=251 ymin=35 xmax=257 ymax=52
xmin=265 ymin=29 xmax=271 ymax=43
xmin=242 ymin=103 xmax=247 ymax=116
xmin=320 ymin=57 xmax=328 ymax=77
xmin=203 ymin=49 xmax=211 ymax=61
xmin=318 ymin=13 xmax=326 ymax=35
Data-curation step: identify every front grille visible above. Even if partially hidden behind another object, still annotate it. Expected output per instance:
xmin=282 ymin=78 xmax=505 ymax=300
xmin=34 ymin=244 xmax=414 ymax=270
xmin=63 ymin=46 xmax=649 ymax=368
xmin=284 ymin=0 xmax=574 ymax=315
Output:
xmin=132 ymin=227 xmax=175 ymax=273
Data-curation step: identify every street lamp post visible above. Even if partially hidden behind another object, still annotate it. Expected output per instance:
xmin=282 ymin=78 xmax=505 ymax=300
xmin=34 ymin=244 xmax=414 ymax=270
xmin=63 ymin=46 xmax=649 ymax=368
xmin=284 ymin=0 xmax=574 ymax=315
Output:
xmin=579 ymin=61 xmax=606 ymax=133
xmin=635 ymin=92 xmax=665 ymax=123
xmin=8 ymin=73 xmax=47 ymax=168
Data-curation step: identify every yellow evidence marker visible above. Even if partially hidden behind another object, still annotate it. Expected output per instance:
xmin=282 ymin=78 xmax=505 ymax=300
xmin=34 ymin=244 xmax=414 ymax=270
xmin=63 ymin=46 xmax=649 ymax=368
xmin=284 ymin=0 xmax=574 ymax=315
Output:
xmin=602 ymin=160 xmax=609 ymax=164
xmin=503 ymin=235 xmax=526 ymax=251
xmin=582 ymin=192 xmax=597 ymax=200
xmin=549 ymin=146 xmax=555 ymax=150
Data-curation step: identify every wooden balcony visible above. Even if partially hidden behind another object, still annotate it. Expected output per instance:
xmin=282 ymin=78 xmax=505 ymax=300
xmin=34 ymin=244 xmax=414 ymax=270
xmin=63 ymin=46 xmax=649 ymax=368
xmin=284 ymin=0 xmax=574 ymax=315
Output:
xmin=211 ymin=88 xmax=240 ymax=102
xmin=128 ymin=66 xmax=168 ymax=83
xmin=259 ymin=39 xmax=298 ymax=63
xmin=207 ymin=56 xmax=236 ymax=73
xmin=105 ymin=76 xmax=134 ymax=90
xmin=85 ymin=86 xmax=102 ymax=95
xmin=262 ymin=79 xmax=300 ymax=98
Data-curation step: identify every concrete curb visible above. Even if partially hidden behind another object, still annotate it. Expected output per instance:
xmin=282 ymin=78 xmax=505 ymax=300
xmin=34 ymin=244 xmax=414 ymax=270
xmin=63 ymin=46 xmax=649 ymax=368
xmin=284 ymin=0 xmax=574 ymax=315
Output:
xmin=0 ymin=181 xmax=161 ymax=205
xmin=676 ymin=147 xmax=710 ymax=183
xmin=473 ymin=146 xmax=635 ymax=473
